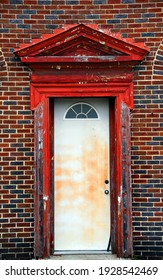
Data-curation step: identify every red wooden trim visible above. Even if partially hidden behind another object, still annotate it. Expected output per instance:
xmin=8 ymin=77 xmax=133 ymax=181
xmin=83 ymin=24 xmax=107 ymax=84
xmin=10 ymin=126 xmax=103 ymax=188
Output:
xmin=120 ymin=101 xmax=132 ymax=257
xmin=34 ymin=101 xmax=44 ymax=258
xmin=49 ymin=99 xmax=54 ymax=255
xmin=21 ymin=55 xmax=143 ymax=63
xmin=31 ymin=74 xmax=133 ymax=84
xmin=42 ymin=98 xmax=51 ymax=258
xmin=30 ymin=82 xmax=134 ymax=110
xmin=115 ymin=96 xmax=123 ymax=257
xmin=34 ymin=98 xmax=50 ymax=258
xmin=109 ymin=98 xmax=116 ymax=254
xmin=14 ymin=24 xmax=149 ymax=58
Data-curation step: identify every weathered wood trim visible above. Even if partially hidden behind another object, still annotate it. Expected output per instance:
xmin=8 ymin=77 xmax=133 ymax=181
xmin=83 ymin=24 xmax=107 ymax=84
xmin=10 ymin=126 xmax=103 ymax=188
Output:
xmin=30 ymin=82 xmax=134 ymax=111
xmin=121 ymin=101 xmax=132 ymax=257
xmin=34 ymin=98 xmax=50 ymax=258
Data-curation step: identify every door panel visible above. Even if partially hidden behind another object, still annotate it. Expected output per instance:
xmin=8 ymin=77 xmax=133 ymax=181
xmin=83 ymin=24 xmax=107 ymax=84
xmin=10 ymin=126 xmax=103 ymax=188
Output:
xmin=54 ymin=98 xmax=110 ymax=251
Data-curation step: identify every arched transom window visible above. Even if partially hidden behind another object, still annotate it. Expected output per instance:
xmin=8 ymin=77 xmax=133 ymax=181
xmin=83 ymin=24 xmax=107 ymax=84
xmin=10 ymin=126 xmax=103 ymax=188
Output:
xmin=64 ymin=102 xmax=99 ymax=119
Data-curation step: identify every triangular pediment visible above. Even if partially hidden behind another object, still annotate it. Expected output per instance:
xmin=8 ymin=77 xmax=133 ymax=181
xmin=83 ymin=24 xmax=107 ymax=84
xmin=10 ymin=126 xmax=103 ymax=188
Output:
xmin=14 ymin=24 xmax=149 ymax=64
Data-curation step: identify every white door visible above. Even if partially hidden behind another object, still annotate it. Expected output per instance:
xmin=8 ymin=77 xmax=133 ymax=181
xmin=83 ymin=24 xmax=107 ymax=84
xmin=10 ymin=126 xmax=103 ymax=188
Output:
xmin=54 ymin=98 xmax=110 ymax=251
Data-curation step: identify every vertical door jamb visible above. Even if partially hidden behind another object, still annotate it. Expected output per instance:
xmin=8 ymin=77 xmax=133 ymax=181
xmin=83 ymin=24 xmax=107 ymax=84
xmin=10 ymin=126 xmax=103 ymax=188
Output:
xmin=109 ymin=97 xmax=116 ymax=254
xmin=34 ymin=97 xmax=51 ymax=259
xmin=115 ymin=96 xmax=123 ymax=257
xmin=49 ymin=98 xmax=55 ymax=255
xmin=115 ymin=96 xmax=132 ymax=258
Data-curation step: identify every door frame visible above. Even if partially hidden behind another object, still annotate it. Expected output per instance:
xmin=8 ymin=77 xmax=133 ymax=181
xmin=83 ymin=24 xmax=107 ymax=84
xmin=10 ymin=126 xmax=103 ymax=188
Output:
xmin=33 ymin=81 xmax=133 ymax=259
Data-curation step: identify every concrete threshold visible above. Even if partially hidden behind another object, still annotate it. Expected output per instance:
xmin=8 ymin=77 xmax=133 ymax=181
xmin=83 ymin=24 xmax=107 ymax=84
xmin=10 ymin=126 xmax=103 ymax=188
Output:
xmin=49 ymin=252 xmax=123 ymax=260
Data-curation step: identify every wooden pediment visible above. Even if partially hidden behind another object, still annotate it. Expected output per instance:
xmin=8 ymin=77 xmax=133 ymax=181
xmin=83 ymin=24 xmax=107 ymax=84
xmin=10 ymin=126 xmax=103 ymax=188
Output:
xmin=14 ymin=24 xmax=149 ymax=66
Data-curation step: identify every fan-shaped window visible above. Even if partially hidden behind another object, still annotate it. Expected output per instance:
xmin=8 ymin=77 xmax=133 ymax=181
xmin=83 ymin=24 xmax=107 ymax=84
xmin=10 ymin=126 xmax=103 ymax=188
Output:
xmin=64 ymin=102 xmax=99 ymax=119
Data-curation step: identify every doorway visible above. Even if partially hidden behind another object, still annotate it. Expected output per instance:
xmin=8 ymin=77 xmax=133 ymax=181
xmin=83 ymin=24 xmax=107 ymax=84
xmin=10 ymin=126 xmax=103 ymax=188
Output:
xmin=54 ymin=98 xmax=110 ymax=252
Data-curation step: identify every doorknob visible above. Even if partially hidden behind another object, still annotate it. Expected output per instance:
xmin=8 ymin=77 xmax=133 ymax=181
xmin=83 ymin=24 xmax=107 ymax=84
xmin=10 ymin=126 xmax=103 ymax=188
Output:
xmin=104 ymin=190 xmax=109 ymax=195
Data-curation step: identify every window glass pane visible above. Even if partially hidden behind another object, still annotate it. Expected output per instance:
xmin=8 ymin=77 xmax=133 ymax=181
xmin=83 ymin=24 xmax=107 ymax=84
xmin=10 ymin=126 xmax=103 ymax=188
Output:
xmin=82 ymin=104 xmax=91 ymax=114
xmin=77 ymin=113 xmax=87 ymax=119
xmin=87 ymin=109 xmax=98 ymax=118
xmin=65 ymin=108 xmax=77 ymax=118
xmin=73 ymin=104 xmax=81 ymax=114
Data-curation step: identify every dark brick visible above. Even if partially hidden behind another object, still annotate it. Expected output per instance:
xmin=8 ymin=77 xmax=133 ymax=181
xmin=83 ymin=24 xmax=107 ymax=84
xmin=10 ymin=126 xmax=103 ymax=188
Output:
xmin=86 ymin=14 xmax=100 ymax=19
xmin=10 ymin=0 xmax=23 ymax=3
xmin=3 ymin=185 xmax=16 ymax=189
xmin=3 ymin=204 xmax=16 ymax=208
xmin=4 ymin=101 xmax=17 ymax=105
xmin=10 ymin=209 xmax=23 ymax=213
xmin=66 ymin=0 xmax=79 ymax=4
xmin=107 ymin=19 xmax=120 ymax=24
xmin=18 ymin=148 xmax=30 ymax=152
xmin=17 ymin=15 xmax=30 ymax=19
xmin=0 ymin=249 xmax=8 ymax=254
xmin=51 ymin=10 xmax=64 ymax=14
xmin=18 ymin=110 xmax=31 ymax=115
xmin=122 ymin=0 xmax=135 ymax=3
xmin=10 ymin=180 xmax=23 ymax=185
xmin=155 ymin=232 xmax=163 ymax=236
xmin=153 ymin=137 xmax=163 ymax=141
xmin=46 ymin=24 xmax=58 ymax=29
xmin=38 ymin=0 xmax=51 ymax=4
xmin=10 ymin=143 xmax=23 ymax=148
xmin=10 ymin=171 xmax=23 ymax=175
xmin=142 ymin=213 xmax=153 ymax=217
xmin=142 ymin=242 xmax=155 ymax=245
xmin=149 ymin=227 xmax=162 ymax=231
xmin=17 ymin=24 xmax=30 ymax=29
xmin=0 ymin=219 xmax=8 ymax=223
xmin=115 ymin=14 xmax=128 ymax=19
xmin=134 ymin=170 xmax=146 ymax=174
xmin=18 ymin=213 xmax=30 ymax=217
xmin=17 ymin=243 xmax=31 ymax=248
xmin=143 ymin=13 xmax=155 ymax=18
xmin=18 ymin=120 xmax=31 ymax=124
xmin=3 ymin=129 xmax=16 ymax=133
xmin=23 ymin=10 xmax=37 ymax=14
xmin=16 ymin=253 xmax=32 ymax=259
xmin=18 ymin=194 xmax=31 ymax=198
xmin=11 ymin=190 xmax=23 ymax=194
xmin=25 ymin=218 xmax=34 ymax=222
xmin=10 ymin=162 xmax=23 ymax=166
xmin=1 ymin=254 xmax=15 ymax=260
xmin=135 ymin=18 xmax=148 ymax=23
xmin=10 ymin=20 xmax=23 ymax=24
xmin=10 ymin=199 xmax=23 ymax=203
xmin=0 ymin=29 xmax=9 ymax=33
xmin=149 ymin=237 xmax=162 ymax=241
xmin=156 ymin=55 xmax=163 ymax=61
xmin=10 ymin=238 xmax=23 ymax=243
xmin=94 ymin=0 xmax=106 ymax=4
xmin=45 ymin=15 xmax=58 ymax=19
xmin=135 ymin=227 xmax=148 ymax=231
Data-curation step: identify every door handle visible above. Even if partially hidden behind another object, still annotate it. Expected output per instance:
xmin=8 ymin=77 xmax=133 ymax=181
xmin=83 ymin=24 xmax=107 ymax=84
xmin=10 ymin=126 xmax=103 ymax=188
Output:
xmin=104 ymin=190 xmax=109 ymax=195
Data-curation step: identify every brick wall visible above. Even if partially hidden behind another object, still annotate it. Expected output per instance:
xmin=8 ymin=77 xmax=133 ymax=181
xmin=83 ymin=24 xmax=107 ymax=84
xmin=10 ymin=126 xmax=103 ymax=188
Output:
xmin=0 ymin=0 xmax=163 ymax=259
